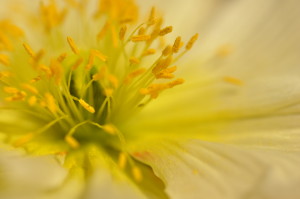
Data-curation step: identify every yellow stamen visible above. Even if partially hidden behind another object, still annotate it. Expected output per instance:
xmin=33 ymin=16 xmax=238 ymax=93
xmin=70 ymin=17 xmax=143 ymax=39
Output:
xmin=147 ymin=7 xmax=156 ymax=25
xmin=5 ymin=91 xmax=27 ymax=102
xmin=0 ymin=54 xmax=10 ymax=66
xmin=13 ymin=133 xmax=35 ymax=147
xmin=65 ymin=135 xmax=79 ymax=148
xmin=102 ymin=124 xmax=116 ymax=135
xmin=30 ymin=76 xmax=41 ymax=83
xmin=50 ymin=60 xmax=63 ymax=84
xmin=138 ymin=27 xmax=146 ymax=35
xmin=4 ymin=87 xmax=19 ymax=94
xmin=172 ymin=36 xmax=181 ymax=53
xmin=72 ymin=57 xmax=83 ymax=70
xmin=28 ymin=96 xmax=37 ymax=106
xmin=186 ymin=33 xmax=199 ymax=50
xmin=223 ymin=76 xmax=243 ymax=86
xmin=23 ymin=43 xmax=35 ymax=58
xmin=108 ymin=75 xmax=119 ymax=88
xmin=152 ymin=56 xmax=173 ymax=75
xmin=67 ymin=36 xmax=79 ymax=54
xmin=97 ymin=21 xmax=110 ymax=40
xmin=162 ymin=45 xmax=172 ymax=56
xmin=92 ymin=49 xmax=107 ymax=62
xmin=168 ymin=78 xmax=184 ymax=88
xmin=22 ymin=84 xmax=38 ymax=95
xmin=45 ymin=93 xmax=57 ymax=113
xmin=119 ymin=25 xmax=127 ymax=40
xmin=142 ymin=49 xmax=156 ymax=56
xmin=129 ymin=57 xmax=140 ymax=64
xmin=124 ymin=68 xmax=146 ymax=84
xmin=110 ymin=25 xmax=119 ymax=47
xmin=79 ymin=99 xmax=95 ymax=113
xmin=118 ymin=152 xmax=127 ymax=169
xmin=104 ymin=88 xmax=114 ymax=97
xmin=57 ymin=52 xmax=67 ymax=62
xmin=85 ymin=53 xmax=95 ymax=70
xmin=131 ymin=35 xmax=151 ymax=42
xmin=132 ymin=166 xmax=143 ymax=182
xmin=159 ymin=26 xmax=173 ymax=36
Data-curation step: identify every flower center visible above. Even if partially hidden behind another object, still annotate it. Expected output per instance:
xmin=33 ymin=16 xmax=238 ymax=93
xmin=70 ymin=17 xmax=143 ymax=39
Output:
xmin=0 ymin=0 xmax=198 ymax=181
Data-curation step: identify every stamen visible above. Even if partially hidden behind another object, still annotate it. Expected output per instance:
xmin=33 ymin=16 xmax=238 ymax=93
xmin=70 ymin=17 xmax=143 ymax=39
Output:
xmin=148 ymin=7 xmax=156 ymax=25
xmin=0 ymin=54 xmax=10 ymax=66
xmin=3 ymin=87 xmax=19 ymax=94
xmin=28 ymin=96 xmax=37 ymax=106
xmin=132 ymin=166 xmax=142 ymax=182
xmin=92 ymin=49 xmax=107 ymax=62
xmin=79 ymin=99 xmax=95 ymax=113
xmin=104 ymin=88 xmax=114 ymax=97
xmin=67 ymin=36 xmax=79 ymax=54
xmin=108 ymin=75 xmax=119 ymax=88
xmin=45 ymin=93 xmax=57 ymax=113
xmin=129 ymin=57 xmax=140 ymax=64
xmin=21 ymin=84 xmax=38 ymax=94
xmin=172 ymin=36 xmax=181 ymax=53
xmin=186 ymin=33 xmax=199 ymax=50
xmin=152 ymin=56 xmax=173 ymax=75
xmin=118 ymin=152 xmax=127 ymax=169
xmin=142 ymin=49 xmax=156 ymax=56
xmin=159 ymin=26 xmax=173 ymax=36
xmin=102 ymin=124 xmax=116 ymax=135
xmin=162 ymin=45 xmax=172 ymax=56
xmin=57 ymin=52 xmax=67 ymax=62
xmin=72 ymin=57 xmax=83 ymax=70
xmin=119 ymin=25 xmax=127 ymax=40
xmin=223 ymin=76 xmax=243 ymax=86
xmin=138 ymin=27 xmax=146 ymax=35
xmin=23 ymin=43 xmax=35 ymax=58
xmin=131 ymin=35 xmax=151 ymax=42
xmin=124 ymin=68 xmax=146 ymax=84
xmin=13 ymin=133 xmax=34 ymax=147
xmin=65 ymin=135 xmax=80 ymax=148
xmin=168 ymin=78 xmax=184 ymax=88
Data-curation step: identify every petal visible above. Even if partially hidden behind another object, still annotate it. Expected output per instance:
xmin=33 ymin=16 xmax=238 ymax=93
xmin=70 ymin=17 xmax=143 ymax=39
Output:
xmin=131 ymin=139 xmax=300 ymax=199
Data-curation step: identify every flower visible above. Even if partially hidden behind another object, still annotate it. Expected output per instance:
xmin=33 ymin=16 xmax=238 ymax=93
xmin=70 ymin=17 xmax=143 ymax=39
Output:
xmin=1 ymin=0 xmax=300 ymax=199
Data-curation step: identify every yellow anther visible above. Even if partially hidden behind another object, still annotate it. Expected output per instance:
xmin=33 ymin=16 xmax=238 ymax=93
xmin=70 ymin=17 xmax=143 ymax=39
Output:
xmin=79 ymin=99 xmax=95 ymax=113
xmin=119 ymin=25 xmax=127 ymax=40
xmin=65 ymin=135 xmax=79 ymax=148
xmin=5 ymin=91 xmax=27 ymax=102
xmin=0 ymin=71 xmax=12 ymax=79
xmin=22 ymin=84 xmax=38 ymax=95
xmin=124 ymin=68 xmax=146 ymax=84
xmin=129 ymin=57 xmax=140 ymax=64
xmin=186 ymin=33 xmax=199 ymax=50
xmin=4 ymin=87 xmax=19 ymax=94
xmin=57 ymin=52 xmax=67 ymax=62
xmin=93 ymin=66 xmax=107 ymax=80
xmin=142 ymin=49 xmax=156 ymax=56
xmin=223 ymin=76 xmax=243 ymax=86
xmin=92 ymin=49 xmax=107 ymax=62
xmin=72 ymin=57 xmax=83 ymax=70
xmin=30 ymin=76 xmax=41 ymax=83
xmin=39 ymin=65 xmax=52 ymax=77
xmin=108 ymin=75 xmax=119 ymax=88
xmin=13 ymin=133 xmax=35 ymax=147
xmin=138 ymin=27 xmax=146 ymax=35
xmin=0 ymin=54 xmax=10 ymax=66
xmin=140 ymin=83 xmax=169 ymax=99
xmin=172 ymin=36 xmax=182 ymax=53
xmin=50 ymin=60 xmax=63 ymax=84
xmin=165 ymin=66 xmax=177 ymax=73
xmin=97 ymin=21 xmax=110 ymax=40
xmin=162 ymin=45 xmax=172 ymax=56
xmin=45 ymin=93 xmax=57 ymax=113
xmin=85 ymin=53 xmax=95 ymax=70
xmin=131 ymin=35 xmax=151 ymax=42
xmin=104 ymin=88 xmax=114 ymax=97
xmin=118 ymin=152 xmax=127 ymax=169
xmin=155 ymin=72 xmax=174 ymax=79
xmin=67 ymin=36 xmax=79 ymax=54
xmin=152 ymin=56 xmax=173 ymax=75
xmin=23 ymin=43 xmax=35 ymax=58
xmin=132 ymin=166 xmax=143 ymax=182
xmin=148 ymin=7 xmax=156 ymax=25
xmin=168 ymin=78 xmax=184 ymax=88
xmin=159 ymin=26 xmax=173 ymax=36
xmin=102 ymin=124 xmax=116 ymax=135
xmin=28 ymin=96 xmax=37 ymax=106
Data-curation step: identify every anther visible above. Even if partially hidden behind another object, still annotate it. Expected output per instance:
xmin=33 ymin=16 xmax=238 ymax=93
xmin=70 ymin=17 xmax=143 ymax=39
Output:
xmin=142 ymin=49 xmax=156 ymax=56
xmin=119 ymin=25 xmax=127 ymax=40
xmin=102 ymin=124 xmax=116 ymax=135
xmin=131 ymin=35 xmax=151 ymax=42
xmin=223 ymin=76 xmax=243 ymax=86
xmin=28 ymin=96 xmax=37 ymax=106
xmin=79 ymin=99 xmax=95 ymax=113
xmin=132 ymin=166 xmax=143 ymax=182
xmin=57 ymin=52 xmax=67 ymax=62
xmin=72 ymin=57 xmax=83 ymax=70
xmin=65 ymin=135 xmax=79 ymax=148
xmin=186 ymin=33 xmax=199 ymax=50
xmin=162 ymin=45 xmax=172 ymax=56
xmin=67 ymin=36 xmax=79 ymax=54
xmin=118 ymin=152 xmax=127 ymax=169
xmin=172 ymin=36 xmax=182 ymax=53
xmin=22 ymin=84 xmax=38 ymax=94
xmin=45 ymin=93 xmax=57 ymax=113
xmin=23 ymin=43 xmax=35 ymax=58
xmin=0 ymin=54 xmax=10 ymax=66
xmin=129 ymin=57 xmax=140 ymax=64
xmin=159 ymin=26 xmax=173 ymax=36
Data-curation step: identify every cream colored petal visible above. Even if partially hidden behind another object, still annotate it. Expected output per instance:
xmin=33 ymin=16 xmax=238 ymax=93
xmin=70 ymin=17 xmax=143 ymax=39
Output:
xmin=131 ymin=140 xmax=300 ymax=199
